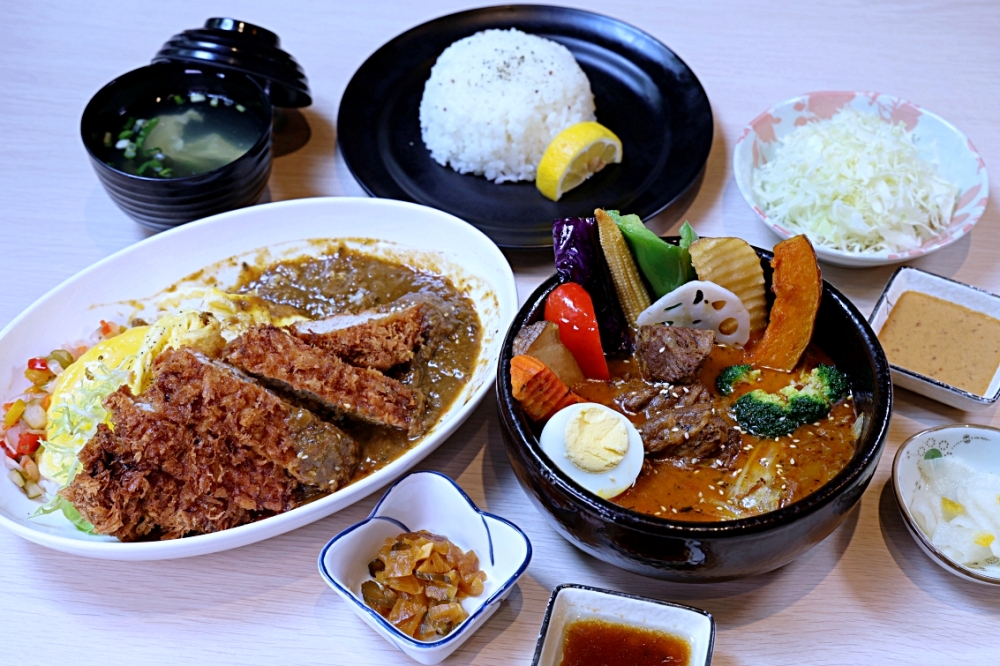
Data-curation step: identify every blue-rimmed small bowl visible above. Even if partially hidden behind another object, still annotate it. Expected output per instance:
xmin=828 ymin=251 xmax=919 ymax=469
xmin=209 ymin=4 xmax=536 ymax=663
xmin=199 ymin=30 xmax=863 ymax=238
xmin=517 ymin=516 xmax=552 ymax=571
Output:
xmin=530 ymin=584 xmax=715 ymax=666
xmin=318 ymin=471 xmax=532 ymax=665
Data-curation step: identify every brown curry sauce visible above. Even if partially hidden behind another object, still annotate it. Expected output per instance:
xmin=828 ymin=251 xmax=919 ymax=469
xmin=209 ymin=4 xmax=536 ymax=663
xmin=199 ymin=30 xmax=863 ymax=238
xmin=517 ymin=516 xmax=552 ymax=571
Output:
xmin=235 ymin=245 xmax=482 ymax=485
xmin=574 ymin=338 xmax=857 ymax=521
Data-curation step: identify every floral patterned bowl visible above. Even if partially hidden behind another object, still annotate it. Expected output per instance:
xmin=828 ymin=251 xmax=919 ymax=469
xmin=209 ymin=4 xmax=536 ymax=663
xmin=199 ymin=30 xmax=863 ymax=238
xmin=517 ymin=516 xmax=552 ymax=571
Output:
xmin=733 ymin=92 xmax=989 ymax=267
xmin=892 ymin=424 xmax=1000 ymax=586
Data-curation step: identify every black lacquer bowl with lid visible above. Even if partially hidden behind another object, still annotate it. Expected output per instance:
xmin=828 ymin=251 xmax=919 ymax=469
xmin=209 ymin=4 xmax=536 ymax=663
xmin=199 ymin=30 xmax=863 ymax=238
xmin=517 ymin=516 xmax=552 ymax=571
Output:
xmin=496 ymin=243 xmax=893 ymax=582
xmin=80 ymin=18 xmax=310 ymax=230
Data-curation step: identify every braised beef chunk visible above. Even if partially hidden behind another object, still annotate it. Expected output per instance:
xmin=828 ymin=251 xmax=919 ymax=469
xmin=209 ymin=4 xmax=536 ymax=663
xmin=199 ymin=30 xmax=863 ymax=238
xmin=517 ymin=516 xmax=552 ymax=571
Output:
xmin=617 ymin=380 xmax=742 ymax=468
xmin=223 ymin=325 xmax=424 ymax=434
xmin=635 ymin=326 xmax=715 ymax=384
xmin=61 ymin=348 xmax=360 ymax=541
xmin=291 ymin=300 xmax=443 ymax=371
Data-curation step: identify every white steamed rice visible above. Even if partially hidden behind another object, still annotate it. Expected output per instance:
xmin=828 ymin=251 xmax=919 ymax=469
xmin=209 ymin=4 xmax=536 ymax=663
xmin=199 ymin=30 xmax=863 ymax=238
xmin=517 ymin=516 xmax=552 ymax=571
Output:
xmin=419 ymin=28 xmax=596 ymax=183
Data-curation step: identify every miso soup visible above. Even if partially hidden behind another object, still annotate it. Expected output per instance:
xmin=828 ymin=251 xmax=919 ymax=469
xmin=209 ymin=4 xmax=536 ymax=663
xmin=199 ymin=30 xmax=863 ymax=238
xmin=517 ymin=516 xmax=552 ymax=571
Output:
xmin=101 ymin=91 xmax=264 ymax=178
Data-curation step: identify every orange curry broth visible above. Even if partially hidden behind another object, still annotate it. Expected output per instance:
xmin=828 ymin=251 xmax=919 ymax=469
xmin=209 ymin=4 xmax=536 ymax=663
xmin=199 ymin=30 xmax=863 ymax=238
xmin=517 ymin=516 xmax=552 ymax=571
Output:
xmin=572 ymin=338 xmax=858 ymax=522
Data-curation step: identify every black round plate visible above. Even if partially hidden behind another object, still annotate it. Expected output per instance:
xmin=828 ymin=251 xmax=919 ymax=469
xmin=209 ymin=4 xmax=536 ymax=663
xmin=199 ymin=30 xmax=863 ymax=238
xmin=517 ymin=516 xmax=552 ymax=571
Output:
xmin=337 ymin=5 xmax=713 ymax=248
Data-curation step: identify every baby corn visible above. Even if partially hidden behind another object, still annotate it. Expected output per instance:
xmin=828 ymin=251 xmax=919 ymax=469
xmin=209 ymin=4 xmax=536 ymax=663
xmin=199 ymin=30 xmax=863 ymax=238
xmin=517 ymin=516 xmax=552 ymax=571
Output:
xmin=596 ymin=209 xmax=650 ymax=325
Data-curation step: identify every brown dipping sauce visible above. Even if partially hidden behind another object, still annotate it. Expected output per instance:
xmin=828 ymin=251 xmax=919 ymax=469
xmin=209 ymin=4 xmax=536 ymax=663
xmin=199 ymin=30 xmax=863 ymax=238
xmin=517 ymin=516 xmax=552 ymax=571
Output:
xmin=559 ymin=618 xmax=690 ymax=666
xmin=236 ymin=245 xmax=481 ymax=482
xmin=574 ymin=339 xmax=858 ymax=522
xmin=879 ymin=290 xmax=1000 ymax=396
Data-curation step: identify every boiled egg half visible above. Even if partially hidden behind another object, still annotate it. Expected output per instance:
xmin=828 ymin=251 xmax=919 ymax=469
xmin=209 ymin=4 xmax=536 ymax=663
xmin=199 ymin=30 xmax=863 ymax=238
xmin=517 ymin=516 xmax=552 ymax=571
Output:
xmin=539 ymin=403 xmax=644 ymax=499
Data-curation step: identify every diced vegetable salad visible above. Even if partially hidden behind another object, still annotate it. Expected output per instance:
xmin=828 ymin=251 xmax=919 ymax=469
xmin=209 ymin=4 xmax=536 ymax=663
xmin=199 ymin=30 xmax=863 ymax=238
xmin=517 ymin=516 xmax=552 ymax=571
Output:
xmin=2 ymin=321 xmax=124 ymax=500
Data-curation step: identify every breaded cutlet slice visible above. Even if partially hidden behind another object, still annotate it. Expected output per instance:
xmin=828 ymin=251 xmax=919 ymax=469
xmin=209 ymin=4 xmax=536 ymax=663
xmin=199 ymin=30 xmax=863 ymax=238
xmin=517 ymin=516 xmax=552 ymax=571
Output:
xmin=142 ymin=348 xmax=360 ymax=489
xmin=61 ymin=348 xmax=361 ymax=541
xmin=223 ymin=325 xmax=423 ymax=433
xmin=292 ymin=302 xmax=431 ymax=371
xmin=61 ymin=388 xmax=300 ymax=541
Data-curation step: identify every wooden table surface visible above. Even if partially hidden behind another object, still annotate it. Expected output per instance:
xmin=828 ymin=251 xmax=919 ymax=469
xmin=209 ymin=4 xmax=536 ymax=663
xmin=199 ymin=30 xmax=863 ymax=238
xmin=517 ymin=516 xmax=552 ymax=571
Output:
xmin=2 ymin=1 xmax=998 ymax=664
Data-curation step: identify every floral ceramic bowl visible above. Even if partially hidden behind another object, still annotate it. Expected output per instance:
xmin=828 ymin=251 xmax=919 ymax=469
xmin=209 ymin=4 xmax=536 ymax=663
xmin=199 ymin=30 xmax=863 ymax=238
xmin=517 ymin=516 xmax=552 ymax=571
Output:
xmin=733 ymin=91 xmax=989 ymax=267
xmin=893 ymin=424 xmax=1000 ymax=586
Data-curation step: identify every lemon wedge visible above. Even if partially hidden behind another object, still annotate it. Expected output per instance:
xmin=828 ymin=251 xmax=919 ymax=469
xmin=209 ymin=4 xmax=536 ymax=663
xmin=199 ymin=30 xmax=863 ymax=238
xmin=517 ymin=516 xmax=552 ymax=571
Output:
xmin=536 ymin=121 xmax=623 ymax=201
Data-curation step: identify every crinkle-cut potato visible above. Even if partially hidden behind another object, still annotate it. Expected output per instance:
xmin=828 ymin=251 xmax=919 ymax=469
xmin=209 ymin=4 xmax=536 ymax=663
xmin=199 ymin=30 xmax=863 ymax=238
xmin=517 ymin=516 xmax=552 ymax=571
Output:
xmin=748 ymin=235 xmax=822 ymax=372
xmin=689 ymin=237 xmax=768 ymax=332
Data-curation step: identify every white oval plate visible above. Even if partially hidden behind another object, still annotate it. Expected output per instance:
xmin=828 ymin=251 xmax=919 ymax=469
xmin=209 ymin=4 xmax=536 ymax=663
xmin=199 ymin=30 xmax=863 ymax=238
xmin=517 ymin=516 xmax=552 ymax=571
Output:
xmin=0 ymin=197 xmax=517 ymax=560
xmin=734 ymin=91 xmax=989 ymax=267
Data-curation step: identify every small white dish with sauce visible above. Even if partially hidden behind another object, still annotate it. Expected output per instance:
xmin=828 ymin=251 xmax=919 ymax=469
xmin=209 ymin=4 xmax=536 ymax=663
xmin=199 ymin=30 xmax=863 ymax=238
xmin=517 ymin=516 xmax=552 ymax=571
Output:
xmin=530 ymin=584 xmax=715 ymax=666
xmin=869 ymin=267 xmax=1000 ymax=411
xmin=893 ymin=424 xmax=1000 ymax=586
xmin=318 ymin=471 xmax=532 ymax=665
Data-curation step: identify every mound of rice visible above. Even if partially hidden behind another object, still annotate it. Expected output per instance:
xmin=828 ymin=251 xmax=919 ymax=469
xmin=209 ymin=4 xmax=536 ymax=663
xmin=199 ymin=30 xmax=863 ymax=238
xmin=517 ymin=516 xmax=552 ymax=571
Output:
xmin=419 ymin=28 xmax=596 ymax=183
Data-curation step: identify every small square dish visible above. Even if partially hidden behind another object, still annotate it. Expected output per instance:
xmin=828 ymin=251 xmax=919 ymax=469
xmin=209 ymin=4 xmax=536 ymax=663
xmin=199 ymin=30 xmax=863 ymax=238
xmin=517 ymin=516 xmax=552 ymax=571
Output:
xmin=530 ymin=584 xmax=715 ymax=666
xmin=892 ymin=424 xmax=1000 ymax=586
xmin=869 ymin=266 xmax=1000 ymax=410
xmin=318 ymin=471 xmax=531 ymax=665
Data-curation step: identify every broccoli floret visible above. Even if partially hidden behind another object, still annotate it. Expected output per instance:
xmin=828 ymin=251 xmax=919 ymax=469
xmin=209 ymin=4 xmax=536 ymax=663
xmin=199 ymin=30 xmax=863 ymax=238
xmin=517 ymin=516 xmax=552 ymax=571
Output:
xmin=732 ymin=390 xmax=800 ymax=438
xmin=731 ymin=364 xmax=849 ymax=438
xmin=716 ymin=364 xmax=762 ymax=396
xmin=786 ymin=392 xmax=831 ymax=424
xmin=810 ymin=364 xmax=850 ymax=403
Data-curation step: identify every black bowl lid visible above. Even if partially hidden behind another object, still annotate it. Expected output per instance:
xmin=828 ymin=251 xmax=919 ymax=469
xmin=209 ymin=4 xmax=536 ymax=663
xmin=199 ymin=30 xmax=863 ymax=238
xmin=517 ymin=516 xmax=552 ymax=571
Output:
xmin=151 ymin=18 xmax=311 ymax=108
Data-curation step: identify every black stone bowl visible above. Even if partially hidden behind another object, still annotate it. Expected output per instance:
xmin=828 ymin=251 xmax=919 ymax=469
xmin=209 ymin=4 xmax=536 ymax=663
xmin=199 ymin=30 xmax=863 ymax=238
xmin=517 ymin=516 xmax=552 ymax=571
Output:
xmin=497 ymin=243 xmax=892 ymax=582
xmin=81 ymin=62 xmax=272 ymax=231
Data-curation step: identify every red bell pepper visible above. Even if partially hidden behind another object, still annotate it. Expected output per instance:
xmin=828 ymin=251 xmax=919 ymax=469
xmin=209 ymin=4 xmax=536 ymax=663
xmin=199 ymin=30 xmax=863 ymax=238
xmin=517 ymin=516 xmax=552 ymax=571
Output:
xmin=15 ymin=433 xmax=42 ymax=457
xmin=544 ymin=282 xmax=610 ymax=380
xmin=27 ymin=357 xmax=49 ymax=371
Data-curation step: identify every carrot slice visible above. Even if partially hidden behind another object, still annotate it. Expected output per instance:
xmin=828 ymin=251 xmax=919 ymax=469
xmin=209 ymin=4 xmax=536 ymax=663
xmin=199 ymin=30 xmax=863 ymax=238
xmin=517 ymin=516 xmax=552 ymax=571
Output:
xmin=509 ymin=354 xmax=584 ymax=421
xmin=748 ymin=235 xmax=822 ymax=371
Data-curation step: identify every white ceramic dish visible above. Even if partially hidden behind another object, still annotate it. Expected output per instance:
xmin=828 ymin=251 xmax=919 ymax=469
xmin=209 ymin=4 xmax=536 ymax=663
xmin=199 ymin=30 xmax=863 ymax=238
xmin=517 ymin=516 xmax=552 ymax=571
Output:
xmin=734 ymin=91 xmax=989 ymax=267
xmin=869 ymin=266 xmax=1000 ymax=410
xmin=893 ymin=424 xmax=1000 ymax=586
xmin=318 ymin=471 xmax=531 ymax=665
xmin=530 ymin=584 xmax=715 ymax=666
xmin=0 ymin=197 xmax=517 ymax=560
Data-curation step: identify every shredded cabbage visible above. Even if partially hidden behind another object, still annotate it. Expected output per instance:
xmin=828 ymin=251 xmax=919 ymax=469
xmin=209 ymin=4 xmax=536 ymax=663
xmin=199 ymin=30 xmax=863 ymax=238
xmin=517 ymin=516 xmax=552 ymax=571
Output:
xmin=753 ymin=108 xmax=959 ymax=254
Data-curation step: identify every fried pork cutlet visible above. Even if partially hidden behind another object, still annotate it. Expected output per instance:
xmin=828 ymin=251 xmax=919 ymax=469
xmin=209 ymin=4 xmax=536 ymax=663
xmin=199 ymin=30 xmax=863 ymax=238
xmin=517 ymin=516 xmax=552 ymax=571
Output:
xmin=223 ymin=325 xmax=424 ymax=434
xmin=61 ymin=348 xmax=360 ymax=541
xmin=291 ymin=301 xmax=436 ymax=371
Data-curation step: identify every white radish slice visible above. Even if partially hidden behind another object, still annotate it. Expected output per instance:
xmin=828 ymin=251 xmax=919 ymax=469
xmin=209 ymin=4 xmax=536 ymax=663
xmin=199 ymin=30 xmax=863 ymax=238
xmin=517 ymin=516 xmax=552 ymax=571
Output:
xmin=636 ymin=280 xmax=751 ymax=346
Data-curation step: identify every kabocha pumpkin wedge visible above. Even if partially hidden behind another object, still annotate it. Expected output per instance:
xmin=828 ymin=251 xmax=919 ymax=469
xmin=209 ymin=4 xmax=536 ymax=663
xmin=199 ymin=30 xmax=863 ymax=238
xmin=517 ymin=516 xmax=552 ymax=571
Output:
xmin=509 ymin=354 xmax=584 ymax=421
xmin=748 ymin=235 xmax=822 ymax=371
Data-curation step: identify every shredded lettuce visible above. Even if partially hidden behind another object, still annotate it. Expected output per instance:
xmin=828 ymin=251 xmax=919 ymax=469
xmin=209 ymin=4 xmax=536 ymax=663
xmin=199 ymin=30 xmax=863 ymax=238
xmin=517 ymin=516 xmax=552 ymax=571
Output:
xmin=32 ymin=495 xmax=95 ymax=534
xmin=753 ymin=108 xmax=958 ymax=254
